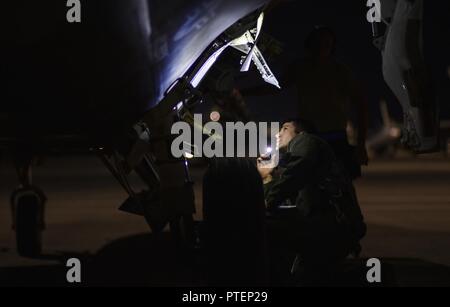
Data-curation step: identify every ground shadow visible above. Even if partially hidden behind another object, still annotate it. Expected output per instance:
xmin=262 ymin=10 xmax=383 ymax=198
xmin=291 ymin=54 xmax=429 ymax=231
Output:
xmin=0 ymin=232 xmax=204 ymax=287
xmin=1 ymin=228 xmax=450 ymax=287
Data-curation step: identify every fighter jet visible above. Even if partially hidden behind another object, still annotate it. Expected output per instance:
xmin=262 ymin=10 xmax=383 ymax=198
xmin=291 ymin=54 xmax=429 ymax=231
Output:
xmin=1 ymin=0 xmax=440 ymax=258
xmin=365 ymin=100 xmax=403 ymax=158
xmin=370 ymin=0 xmax=440 ymax=153
xmin=1 ymin=0 xmax=277 ymax=256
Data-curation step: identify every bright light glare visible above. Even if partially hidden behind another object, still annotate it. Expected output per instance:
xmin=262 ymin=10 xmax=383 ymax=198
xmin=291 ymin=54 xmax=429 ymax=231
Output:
xmin=183 ymin=152 xmax=194 ymax=159
xmin=173 ymin=101 xmax=184 ymax=111
xmin=190 ymin=43 xmax=230 ymax=88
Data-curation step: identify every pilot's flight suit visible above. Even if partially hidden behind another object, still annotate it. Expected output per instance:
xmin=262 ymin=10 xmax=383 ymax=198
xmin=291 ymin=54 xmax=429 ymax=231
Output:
xmin=264 ymin=132 xmax=366 ymax=285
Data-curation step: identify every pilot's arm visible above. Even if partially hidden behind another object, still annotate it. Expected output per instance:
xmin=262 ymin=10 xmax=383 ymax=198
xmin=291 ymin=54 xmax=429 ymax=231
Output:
xmin=265 ymin=136 xmax=318 ymax=212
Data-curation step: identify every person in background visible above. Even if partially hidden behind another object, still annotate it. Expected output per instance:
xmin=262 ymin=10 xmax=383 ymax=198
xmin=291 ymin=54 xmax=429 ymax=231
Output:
xmin=244 ymin=26 xmax=369 ymax=179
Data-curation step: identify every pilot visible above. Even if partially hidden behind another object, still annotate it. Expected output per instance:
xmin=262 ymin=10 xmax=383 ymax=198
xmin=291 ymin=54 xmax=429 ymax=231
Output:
xmin=257 ymin=118 xmax=366 ymax=285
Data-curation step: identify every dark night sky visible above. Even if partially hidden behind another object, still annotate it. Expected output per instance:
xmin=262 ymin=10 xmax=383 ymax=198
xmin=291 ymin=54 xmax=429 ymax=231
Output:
xmin=237 ymin=0 xmax=450 ymax=130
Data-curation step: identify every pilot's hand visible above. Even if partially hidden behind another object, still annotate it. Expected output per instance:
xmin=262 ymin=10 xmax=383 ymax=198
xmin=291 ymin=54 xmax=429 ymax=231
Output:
xmin=257 ymin=156 xmax=275 ymax=181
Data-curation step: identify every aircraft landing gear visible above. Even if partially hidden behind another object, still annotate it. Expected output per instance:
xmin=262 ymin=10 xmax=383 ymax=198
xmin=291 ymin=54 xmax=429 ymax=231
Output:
xmin=169 ymin=213 xmax=196 ymax=252
xmin=11 ymin=157 xmax=46 ymax=257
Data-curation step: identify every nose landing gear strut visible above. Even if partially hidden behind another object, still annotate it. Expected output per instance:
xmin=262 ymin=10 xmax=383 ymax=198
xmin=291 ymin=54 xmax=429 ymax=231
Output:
xmin=11 ymin=155 xmax=46 ymax=257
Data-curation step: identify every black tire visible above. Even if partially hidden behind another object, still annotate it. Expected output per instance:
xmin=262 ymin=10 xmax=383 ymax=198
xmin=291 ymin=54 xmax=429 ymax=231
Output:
xmin=15 ymin=194 xmax=43 ymax=257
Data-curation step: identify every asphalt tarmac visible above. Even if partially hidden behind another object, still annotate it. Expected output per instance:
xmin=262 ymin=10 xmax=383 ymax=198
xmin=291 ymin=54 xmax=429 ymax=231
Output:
xmin=0 ymin=154 xmax=449 ymax=286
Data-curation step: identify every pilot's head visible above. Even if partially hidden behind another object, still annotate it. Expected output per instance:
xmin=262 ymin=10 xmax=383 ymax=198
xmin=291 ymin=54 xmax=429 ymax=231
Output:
xmin=304 ymin=26 xmax=336 ymax=58
xmin=277 ymin=118 xmax=316 ymax=149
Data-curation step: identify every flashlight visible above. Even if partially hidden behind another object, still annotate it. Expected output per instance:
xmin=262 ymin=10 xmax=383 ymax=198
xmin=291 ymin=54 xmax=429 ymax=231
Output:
xmin=260 ymin=147 xmax=272 ymax=161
